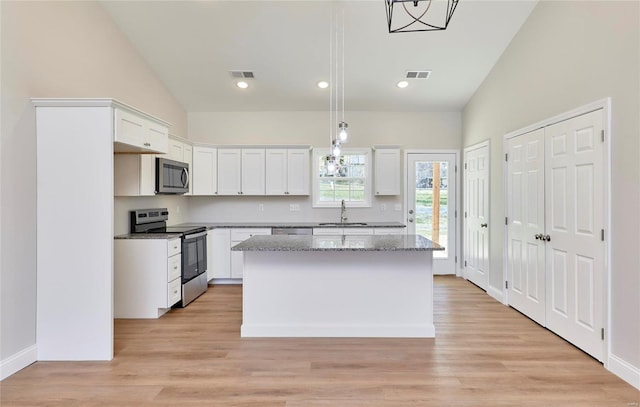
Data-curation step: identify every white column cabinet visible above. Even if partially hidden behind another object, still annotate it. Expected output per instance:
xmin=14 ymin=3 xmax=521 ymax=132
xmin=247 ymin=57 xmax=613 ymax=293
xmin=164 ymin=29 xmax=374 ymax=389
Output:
xmin=193 ymin=146 xmax=218 ymax=195
xmin=374 ymin=147 xmax=401 ymax=196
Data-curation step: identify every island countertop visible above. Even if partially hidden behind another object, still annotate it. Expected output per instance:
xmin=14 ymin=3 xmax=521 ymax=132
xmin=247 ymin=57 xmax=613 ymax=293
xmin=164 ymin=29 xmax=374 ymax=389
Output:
xmin=231 ymin=234 xmax=443 ymax=252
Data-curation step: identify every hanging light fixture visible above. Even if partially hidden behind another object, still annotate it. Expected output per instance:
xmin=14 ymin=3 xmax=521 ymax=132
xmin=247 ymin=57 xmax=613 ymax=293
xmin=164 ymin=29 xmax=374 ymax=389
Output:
xmin=385 ymin=0 xmax=459 ymax=33
xmin=325 ymin=6 xmax=348 ymax=175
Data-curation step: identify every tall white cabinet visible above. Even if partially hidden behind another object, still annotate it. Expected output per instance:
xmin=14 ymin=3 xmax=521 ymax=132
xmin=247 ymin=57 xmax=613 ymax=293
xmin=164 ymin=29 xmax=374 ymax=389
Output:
xmin=33 ymin=98 xmax=169 ymax=361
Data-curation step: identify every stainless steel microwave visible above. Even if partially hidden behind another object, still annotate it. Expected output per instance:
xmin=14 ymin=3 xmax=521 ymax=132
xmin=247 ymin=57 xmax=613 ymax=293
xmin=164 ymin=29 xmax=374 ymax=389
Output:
xmin=156 ymin=157 xmax=189 ymax=194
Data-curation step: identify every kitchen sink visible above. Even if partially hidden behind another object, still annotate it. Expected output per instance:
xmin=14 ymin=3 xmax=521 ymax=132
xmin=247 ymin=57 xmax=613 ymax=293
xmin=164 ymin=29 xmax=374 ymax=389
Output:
xmin=318 ymin=222 xmax=368 ymax=226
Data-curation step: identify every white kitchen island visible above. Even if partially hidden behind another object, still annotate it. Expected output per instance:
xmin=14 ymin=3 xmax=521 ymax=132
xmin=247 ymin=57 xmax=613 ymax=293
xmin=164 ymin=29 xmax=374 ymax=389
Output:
xmin=232 ymin=234 xmax=443 ymax=338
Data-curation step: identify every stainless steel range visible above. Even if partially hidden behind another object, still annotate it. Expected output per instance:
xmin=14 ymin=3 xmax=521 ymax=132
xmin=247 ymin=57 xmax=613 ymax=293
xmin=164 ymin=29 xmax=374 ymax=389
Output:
xmin=130 ymin=208 xmax=208 ymax=307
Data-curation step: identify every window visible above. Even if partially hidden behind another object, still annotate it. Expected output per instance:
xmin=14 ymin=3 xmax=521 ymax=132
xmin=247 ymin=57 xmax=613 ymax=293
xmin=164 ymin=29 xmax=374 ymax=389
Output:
xmin=313 ymin=148 xmax=371 ymax=207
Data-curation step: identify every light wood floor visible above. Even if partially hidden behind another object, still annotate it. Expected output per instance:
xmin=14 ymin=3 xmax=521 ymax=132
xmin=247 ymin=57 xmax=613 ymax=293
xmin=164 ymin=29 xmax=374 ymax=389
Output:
xmin=2 ymin=276 xmax=638 ymax=406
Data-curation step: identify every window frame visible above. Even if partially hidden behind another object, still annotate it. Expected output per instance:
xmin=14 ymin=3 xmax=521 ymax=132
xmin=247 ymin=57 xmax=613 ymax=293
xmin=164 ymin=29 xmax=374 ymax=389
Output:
xmin=312 ymin=148 xmax=372 ymax=208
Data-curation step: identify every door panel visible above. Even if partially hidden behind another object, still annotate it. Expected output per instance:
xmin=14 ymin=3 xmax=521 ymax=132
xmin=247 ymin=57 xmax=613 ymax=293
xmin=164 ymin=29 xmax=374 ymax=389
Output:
xmin=463 ymin=142 xmax=489 ymax=290
xmin=507 ymin=128 xmax=546 ymax=326
xmin=544 ymin=110 xmax=604 ymax=361
xmin=407 ymin=153 xmax=456 ymax=275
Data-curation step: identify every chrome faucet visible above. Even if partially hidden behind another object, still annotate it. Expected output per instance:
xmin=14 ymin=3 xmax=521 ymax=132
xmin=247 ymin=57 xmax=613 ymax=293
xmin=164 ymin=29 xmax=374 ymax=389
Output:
xmin=340 ymin=199 xmax=348 ymax=223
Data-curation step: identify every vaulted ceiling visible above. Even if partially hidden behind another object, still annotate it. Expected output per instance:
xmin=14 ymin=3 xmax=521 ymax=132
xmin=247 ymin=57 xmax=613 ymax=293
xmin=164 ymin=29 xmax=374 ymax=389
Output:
xmin=101 ymin=1 xmax=537 ymax=112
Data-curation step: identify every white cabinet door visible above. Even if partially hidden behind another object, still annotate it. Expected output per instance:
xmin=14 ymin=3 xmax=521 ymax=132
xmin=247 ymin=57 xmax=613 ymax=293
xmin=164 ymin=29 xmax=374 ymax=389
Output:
xmin=313 ymin=228 xmax=344 ymax=235
xmin=193 ymin=146 xmax=218 ymax=195
xmin=183 ymin=144 xmax=193 ymax=195
xmin=217 ymin=149 xmax=242 ymax=195
xmin=374 ymin=148 xmax=401 ymax=195
xmin=168 ymin=138 xmax=184 ymax=162
xmin=287 ymin=149 xmax=310 ymax=195
xmin=208 ymin=229 xmax=231 ymax=280
xmin=114 ymin=108 xmax=144 ymax=147
xmin=343 ymin=228 xmax=374 ymax=235
xmin=265 ymin=149 xmax=288 ymax=195
xmin=145 ymin=121 xmax=168 ymax=154
xmin=241 ymin=149 xmax=266 ymax=195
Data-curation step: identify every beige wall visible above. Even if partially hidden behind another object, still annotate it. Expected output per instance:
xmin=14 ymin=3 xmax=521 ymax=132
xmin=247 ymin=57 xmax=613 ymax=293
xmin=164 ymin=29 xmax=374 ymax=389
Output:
xmin=0 ymin=1 xmax=186 ymax=363
xmin=462 ymin=1 xmax=640 ymax=372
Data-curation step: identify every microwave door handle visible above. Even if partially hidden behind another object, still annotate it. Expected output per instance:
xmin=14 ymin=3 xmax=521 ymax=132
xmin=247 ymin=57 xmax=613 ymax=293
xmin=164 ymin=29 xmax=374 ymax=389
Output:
xmin=181 ymin=167 xmax=189 ymax=188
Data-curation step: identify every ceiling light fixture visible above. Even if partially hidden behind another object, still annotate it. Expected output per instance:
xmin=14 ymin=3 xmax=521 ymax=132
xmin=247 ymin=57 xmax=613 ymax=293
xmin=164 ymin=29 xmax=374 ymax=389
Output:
xmin=385 ymin=0 xmax=459 ymax=33
xmin=325 ymin=6 xmax=348 ymax=175
xmin=317 ymin=81 xmax=329 ymax=89
xmin=236 ymin=81 xmax=249 ymax=89
xmin=397 ymin=80 xmax=409 ymax=88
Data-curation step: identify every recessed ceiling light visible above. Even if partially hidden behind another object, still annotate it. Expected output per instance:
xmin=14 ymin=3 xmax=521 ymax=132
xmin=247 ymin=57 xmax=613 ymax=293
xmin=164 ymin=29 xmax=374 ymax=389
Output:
xmin=317 ymin=81 xmax=329 ymax=89
xmin=236 ymin=81 xmax=249 ymax=89
xmin=397 ymin=81 xmax=409 ymax=88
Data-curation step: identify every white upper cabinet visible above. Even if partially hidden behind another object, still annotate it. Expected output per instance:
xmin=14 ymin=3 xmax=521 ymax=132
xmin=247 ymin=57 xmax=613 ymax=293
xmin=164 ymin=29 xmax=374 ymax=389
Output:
xmin=265 ymin=149 xmax=288 ymax=195
xmin=218 ymin=148 xmax=265 ymax=195
xmin=217 ymin=149 xmax=242 ymax=195
xmin=165 ymin=136 xmax=193 ymax=194
xmin=259 ymin=148 xmax=311 ymax=196
xmin=114 ymin=107 xmax=168 ymax=154
xmin=193 ymin=146 xmax=218 ymax=195
xmin=167 ymin=138 xmax=185 ymax=162
xmin=374 ymin=147 xmax=401 ymax=196
xmin=241 ymin=149 xmax=266 ymax=195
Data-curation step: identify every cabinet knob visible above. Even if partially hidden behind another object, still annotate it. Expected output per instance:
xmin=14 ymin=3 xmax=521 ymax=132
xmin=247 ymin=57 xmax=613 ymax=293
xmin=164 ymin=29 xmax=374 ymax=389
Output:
xmin=144 ymin=142 xmax=151 ymax=147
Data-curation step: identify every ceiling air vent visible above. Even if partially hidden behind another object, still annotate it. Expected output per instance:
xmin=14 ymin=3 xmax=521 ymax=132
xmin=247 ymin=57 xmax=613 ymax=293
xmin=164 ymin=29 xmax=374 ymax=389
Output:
xmin=405 ymin=70 xmax=431 ymax=79
xmin=230 ymin=71 xmax=255 ymax=79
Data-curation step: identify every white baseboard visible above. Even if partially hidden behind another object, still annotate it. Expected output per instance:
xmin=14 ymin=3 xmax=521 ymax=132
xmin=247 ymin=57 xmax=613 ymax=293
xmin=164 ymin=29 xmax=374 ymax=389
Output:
xmin=1 ymin=345 xmax=37 ymax=381
xmin=487 ymin=285 xmax=505 ymax=304
xmin=608 ymin=353 xmax=640 ymax=390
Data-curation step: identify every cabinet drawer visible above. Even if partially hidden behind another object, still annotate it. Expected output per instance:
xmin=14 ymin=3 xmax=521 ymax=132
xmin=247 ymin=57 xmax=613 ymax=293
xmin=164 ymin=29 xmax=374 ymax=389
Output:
xmin=168 ymin=278 xmax=181 ymax=307
xmin=374 ymin=227 xmax=406 ymax=235
xmin=168 ymin=238 xmax=181 ymax=257
xmin=230 ymin=228 xmax=271 ymax=241
xmin=343 ymin=228 xmax=374 ymax=235
xmin=168 ymin=254 xmax=181 ymax=282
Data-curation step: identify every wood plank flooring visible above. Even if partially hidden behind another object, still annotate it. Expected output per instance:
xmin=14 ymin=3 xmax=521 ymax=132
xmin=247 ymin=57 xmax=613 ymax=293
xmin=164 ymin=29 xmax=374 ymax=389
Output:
xmin=2 ymin=276 xmax=638 ymax=406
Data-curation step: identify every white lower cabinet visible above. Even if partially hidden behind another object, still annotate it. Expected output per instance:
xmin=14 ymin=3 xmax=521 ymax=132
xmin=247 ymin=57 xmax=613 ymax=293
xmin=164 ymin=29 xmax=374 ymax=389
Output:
xmin=374 ymin=227 xmax=406 ymax=235
xmin=114 ymin=237 xmax=182 ymax=318
xmin=344 ymin=228 xmax=374 ymax=235
xmin=208 ymin=229 xmax=231 ymax=280
xmin=313 ymin=228 xmax=376 ymax=235
xmin=230 ymin=228 xmax=271 ymax=278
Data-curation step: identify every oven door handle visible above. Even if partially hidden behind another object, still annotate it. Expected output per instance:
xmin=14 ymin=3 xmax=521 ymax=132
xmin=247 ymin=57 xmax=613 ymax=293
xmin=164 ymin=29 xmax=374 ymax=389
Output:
xmin=183 ymin=230 xmax=207 ymax=240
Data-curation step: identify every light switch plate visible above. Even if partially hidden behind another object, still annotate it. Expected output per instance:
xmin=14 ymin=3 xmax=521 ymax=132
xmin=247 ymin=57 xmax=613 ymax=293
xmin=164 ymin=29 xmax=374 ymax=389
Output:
xmin=380 ymin=203 xmax=387 ymax=211
xmin=289 ymin=204 xmax=300 ymax=212
xmin=394 ymin=204 xmax=402 ymax=211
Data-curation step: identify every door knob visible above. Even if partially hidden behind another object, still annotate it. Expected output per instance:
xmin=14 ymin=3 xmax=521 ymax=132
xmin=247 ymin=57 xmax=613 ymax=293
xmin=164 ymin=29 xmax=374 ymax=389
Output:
xmin=409 ymin=209 xmax=414 ymax=215
xmin=480 ymin=223 xmax=488 ymax=228
xmin=408 ymin=218 xmax=414 ymax=223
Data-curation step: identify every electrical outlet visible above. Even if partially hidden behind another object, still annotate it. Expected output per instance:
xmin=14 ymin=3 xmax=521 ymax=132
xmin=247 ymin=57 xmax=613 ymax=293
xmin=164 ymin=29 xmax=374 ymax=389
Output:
xmin=259 ymin=204 xmax=264 ymax=212
xmin=394 ymin=204 xmax=402 ymax=211
xmin=381 ymin=203 xmax=387 ymax=211
xmin=289 ymin=204 xmax=300 ymax=212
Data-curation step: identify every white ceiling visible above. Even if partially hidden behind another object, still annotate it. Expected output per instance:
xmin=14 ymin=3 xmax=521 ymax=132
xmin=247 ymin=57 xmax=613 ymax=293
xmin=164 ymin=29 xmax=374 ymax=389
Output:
xmin=101 ymin=0 xmax=537 ymax=112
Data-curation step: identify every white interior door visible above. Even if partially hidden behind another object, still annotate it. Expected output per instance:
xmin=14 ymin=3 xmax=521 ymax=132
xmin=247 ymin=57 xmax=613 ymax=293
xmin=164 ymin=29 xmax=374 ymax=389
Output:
xmin=544 ymin=110 xmax=604 ymax=361
xmin=407 ymin=153 xmax=457 ymax=275
xmin=506 ymin=129 xmax=546 ymax=326
xmin=464 ymin=142 xmax=490 ymax=290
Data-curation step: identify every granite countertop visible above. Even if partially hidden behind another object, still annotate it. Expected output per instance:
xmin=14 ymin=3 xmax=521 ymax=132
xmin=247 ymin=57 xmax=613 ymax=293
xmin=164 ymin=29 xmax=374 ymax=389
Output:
xmin=177 ymin=222 xmax=406 ymax=229
xmin=231 ymin=234 xmax=444 ymax=252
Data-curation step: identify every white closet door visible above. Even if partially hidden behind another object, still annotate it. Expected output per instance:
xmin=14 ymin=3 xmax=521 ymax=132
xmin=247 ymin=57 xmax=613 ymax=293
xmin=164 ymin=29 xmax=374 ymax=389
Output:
xmin=464 ymin=142 xmax=490 ymax=290
xmin=506 ymin=129 xmax=546 ymax=326
xmin=544 ymin=110 xmax=604 ymax=361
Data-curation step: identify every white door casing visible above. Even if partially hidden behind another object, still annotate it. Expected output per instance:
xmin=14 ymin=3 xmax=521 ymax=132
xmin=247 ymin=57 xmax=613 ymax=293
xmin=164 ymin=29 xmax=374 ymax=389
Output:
xmin=544 ymin=110 xmax=604 ymax=361
xmin=406 ymin=152 xmax=458 ymax=275
xmin=506 ymin=128 xmax=546 ymax=326
xmin=463 ymin=141 xmax=490 ymax=290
